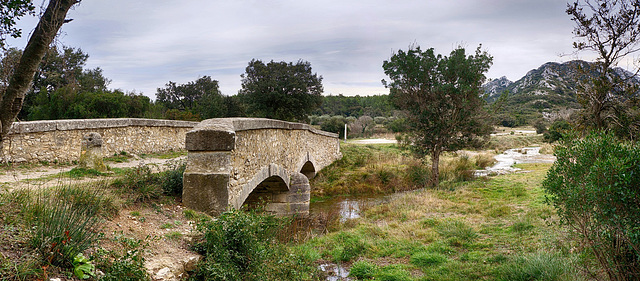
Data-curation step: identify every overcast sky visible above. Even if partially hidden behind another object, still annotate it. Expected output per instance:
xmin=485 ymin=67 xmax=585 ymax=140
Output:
xmin=8 ymin=0 xmax=597 ymax=99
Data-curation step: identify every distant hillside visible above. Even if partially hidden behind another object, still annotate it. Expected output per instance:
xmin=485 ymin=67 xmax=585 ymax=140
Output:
xmin=483 ymin=60 xmax=639 ymax=126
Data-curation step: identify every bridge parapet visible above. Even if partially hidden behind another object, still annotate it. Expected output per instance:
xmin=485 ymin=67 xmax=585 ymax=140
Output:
xmin=183 ymin=118 xmax=341 ymax=216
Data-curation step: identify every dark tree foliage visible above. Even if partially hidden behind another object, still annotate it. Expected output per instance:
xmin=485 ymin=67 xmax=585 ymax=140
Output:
xmin=0 ymin=0 xmax=35 ymax=49
xmin=155 ymin=76 xmax=225 ymax=120
xmin=315 ymin=94 xmax=394 ymax=117
xmin=383 ymin=45 xmax=493 ymax=187
xmin=18 ymin=45 xmax=111 ymax=119
xmin=239 ymin=59 xmax=323 ymax=122
xmin=28 ymin=87 xmax=150 ymax=120
xmin=567 ymin=0 xmax=640 ymax=139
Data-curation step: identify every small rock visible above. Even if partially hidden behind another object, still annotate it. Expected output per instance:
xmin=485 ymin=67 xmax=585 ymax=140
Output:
xmin=156 ymin=267 xmax=173 ymax=280
xmin=183 ymin=256 xmax=201 ymax=272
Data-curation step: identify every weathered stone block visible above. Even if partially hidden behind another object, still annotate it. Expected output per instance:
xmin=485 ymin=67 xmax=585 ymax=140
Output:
xmin=183 ymin=172 xmax=230 ymax=216
xmin=185 ymin=130 xmax=235 ymax=151
xmin=78 ymin=132 xmax=106 ymax=172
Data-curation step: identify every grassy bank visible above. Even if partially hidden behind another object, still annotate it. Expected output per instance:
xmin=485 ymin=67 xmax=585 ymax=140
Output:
xmin=311 ymin=143 xmax=498 ymax=198
xmin=301 ymin=162 xmax=582 ymax=280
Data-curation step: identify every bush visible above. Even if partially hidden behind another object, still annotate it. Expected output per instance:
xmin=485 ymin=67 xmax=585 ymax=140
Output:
xmin=328 ymin=232 xmax=368 ymax=262
xmin=543 ymin=132 xmax=640 ymax=279
xmin=436 ymin=220 xmax=478 ymax=244
xmin=543 ymin=120 xmax=571 ymax=142
xmin=113 ymin=165 xmax=161 ymax=202
xmin=439 ymin=155 xmax=475 ymax=183
xmin=533 ymin=120 xmax=547 ymax=134
xmin=161 ymin=161 xmax=186 ymax=196
xmin=320 ymin=116 xmax=346 ymax=139
xmin=385 ymin=117 xmax=408 ymax=133
xmin=190 ymin=209 xmax=319 ymax=280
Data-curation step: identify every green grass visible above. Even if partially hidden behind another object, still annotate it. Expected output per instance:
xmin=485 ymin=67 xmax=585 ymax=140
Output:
xmin=300 ymin=161 xmax=583 ymax=280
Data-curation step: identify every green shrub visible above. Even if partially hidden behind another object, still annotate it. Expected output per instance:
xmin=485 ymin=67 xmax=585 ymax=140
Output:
xmin=161 ymin=162 xmax=186 ymax=196
xmin=349 ymin=260 xmax=377 ymax=279
xmin=543 ymin=132 xmax=640 ymax=278
xmin=67 ymin=167 xmax=104 ymax=178
xmin=473 ymin=153 xmax=496 ymax=169
xmin=113 ymin=165 xmax=161 ymax=202
xmin=190 ymin=209 xmax=319 ymax=280
xmin=543 ymin=120 xmax=571 ymax=142
xmin=440 ymin=155 xmax=475 ymax=183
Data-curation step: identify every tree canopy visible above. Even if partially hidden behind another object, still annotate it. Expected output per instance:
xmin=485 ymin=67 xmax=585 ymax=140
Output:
xmin=239 ymin=59 xmax=323 ymax=122
xmin=156 ymin=76 xmax=226 ymax=120
xmin=383 ymin=45 xmax=493 ymax=186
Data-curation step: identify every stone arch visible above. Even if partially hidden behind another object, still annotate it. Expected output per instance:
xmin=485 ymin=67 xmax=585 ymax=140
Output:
xmin=242 ymin=175 xmax=289 ymax=211
xmin=235 ymin=163 xmax=290 ymax=209
xmin=296 ymin=152 xmax=318 ymax=179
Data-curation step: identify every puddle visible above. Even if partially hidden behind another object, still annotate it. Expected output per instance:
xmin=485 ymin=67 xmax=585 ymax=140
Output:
xmin=319 ymin=263 xmax=351 ymax=281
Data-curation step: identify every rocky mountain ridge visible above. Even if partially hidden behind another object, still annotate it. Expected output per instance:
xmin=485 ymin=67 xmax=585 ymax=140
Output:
xmin=483 ymin=60 xmax=639 ymax=125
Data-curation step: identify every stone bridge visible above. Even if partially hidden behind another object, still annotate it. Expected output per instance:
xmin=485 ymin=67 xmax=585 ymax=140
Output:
xmin=182 ymin=118 xmax=342 ymax=216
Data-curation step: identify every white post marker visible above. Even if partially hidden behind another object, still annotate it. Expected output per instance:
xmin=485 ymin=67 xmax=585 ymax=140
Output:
xmin=344 ymin=123 xmax=347 ymax=141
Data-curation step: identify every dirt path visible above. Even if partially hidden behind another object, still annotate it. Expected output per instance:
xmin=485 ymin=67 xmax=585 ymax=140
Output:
xmin=0 ymin=156 xmax=185 ymax=190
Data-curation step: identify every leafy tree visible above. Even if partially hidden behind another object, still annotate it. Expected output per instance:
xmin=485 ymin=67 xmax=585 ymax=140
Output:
xmin=0 ymin=0 xmax=35 ymax=49
xmin=239 ymin=59 xmax=323 ymax=122
xmin=0 ymin=0 xmax=79 ymax=149
xmin=383 ymin=45 xmax=493 ymax=187
xmin=28 ymin=87 xmax=150 ymax=120
xmin=567 ymin=0 xmax=640 ymax=138
xmin=543 ymin=132 xmax=640 ymax=279
xmin=19 ymin=45 xmax=111 ymax=119
xmin=543 ymin=119 xmax=572 ymax=142
xmin=155 ymin=76 xmax=225 ymax=120
xmin=320 ymin=116 xmax=346 ymax=139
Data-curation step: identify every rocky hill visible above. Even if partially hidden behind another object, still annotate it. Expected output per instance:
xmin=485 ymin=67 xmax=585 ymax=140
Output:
xmin=484 ymin=60 xmax=638 ymax=125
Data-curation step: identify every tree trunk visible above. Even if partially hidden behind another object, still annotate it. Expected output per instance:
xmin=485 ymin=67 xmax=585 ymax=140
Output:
xmin=430 ymin=149 xmax=440 ymax=187
xmin=0 ymin=0 xmax=78 ymax=145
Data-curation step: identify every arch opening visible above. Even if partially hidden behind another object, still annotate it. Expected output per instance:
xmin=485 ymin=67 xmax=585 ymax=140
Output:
xmin=300 ymin=161 xmax=316 ymax=179
xmin=242 ymin=175 xmax=288 ymax=211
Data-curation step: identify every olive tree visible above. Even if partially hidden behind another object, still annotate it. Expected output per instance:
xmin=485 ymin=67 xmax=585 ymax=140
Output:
xmin=382 ymin=45 xmax=493 ymax=187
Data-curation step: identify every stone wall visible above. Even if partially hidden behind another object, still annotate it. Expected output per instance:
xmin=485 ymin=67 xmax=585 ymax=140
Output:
xmin=2 ymin=118 xmax=198 ymax=163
